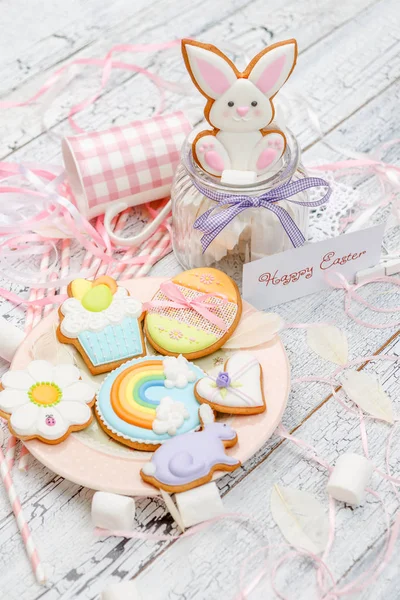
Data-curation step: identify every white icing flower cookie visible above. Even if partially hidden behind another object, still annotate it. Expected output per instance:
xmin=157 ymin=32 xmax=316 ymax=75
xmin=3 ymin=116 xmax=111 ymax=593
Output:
xmin=141 ymin=404 xmax=241 ymax=493
xmin=194 ymin=351 xmax=266 ymax=415
xmin=0 ymin=360 xmax=95 ymax=444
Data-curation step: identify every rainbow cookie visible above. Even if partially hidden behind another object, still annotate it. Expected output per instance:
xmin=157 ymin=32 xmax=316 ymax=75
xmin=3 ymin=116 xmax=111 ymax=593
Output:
xmin=195 ymin=352 xmax=266 ymax=415
xmin=141 ymin=404 xmax=240 ymax=493
xmin=57 ymin=276 xmax=146 ymax=375
xmin=95 ymin=355 xmax=205 ymax=450
xmin=144 ymin=268 xmax=242 ymax=359
xmin=0 ymin=360 xmax=95 ymax=445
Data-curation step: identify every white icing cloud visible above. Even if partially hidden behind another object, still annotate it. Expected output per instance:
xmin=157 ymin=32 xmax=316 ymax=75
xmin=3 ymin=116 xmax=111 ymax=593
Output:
xmin=152 ymin=397 xmax=189 ymax=436
xmin=163 ymin=355 xmax=197 ymax=389
xmin=61 ymin=287 xmax=143 ymax=337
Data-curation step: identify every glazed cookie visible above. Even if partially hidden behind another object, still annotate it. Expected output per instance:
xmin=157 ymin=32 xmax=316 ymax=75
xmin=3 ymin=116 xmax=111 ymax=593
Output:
xmin=95 ymin=355 xmax=205 ymax=450
xmin=0 ymin=360 xmax=95 ymax=444
xmin=57 ymin=276 xmax=146 ymax=375
xmin=181 ymin=39 xmax=297 ymax=176
xmin=140 ymin=404 xmax=241 ymax=492
xmin=195 ymin=352 xmax=266 ymax=415
xmin=144 ymin=268 xmax=242 ymax=359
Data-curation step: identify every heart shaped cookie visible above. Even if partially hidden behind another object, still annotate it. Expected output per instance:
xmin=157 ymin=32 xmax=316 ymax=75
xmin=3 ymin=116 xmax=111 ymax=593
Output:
xmin=194 ymin=352 xmax=266 ymax=415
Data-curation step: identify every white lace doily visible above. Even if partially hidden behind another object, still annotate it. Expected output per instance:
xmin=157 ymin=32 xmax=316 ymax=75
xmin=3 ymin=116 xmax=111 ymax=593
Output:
xmin=307 ymin=172 xmax=363 ymax=242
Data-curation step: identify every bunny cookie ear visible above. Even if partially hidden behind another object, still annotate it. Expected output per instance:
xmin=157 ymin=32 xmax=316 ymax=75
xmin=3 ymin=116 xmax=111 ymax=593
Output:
xmin=199 ymin=403 xmax=215 ymax=426
xmin=247 ymin=39 xmax=297 ymax=98
xmin=181 ymin=39 xmax=238 ymax=100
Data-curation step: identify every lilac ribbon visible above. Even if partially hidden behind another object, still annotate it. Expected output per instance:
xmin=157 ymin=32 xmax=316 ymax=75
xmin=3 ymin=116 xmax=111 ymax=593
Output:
xmin=193 ymin=176 xmax=331 ymax=252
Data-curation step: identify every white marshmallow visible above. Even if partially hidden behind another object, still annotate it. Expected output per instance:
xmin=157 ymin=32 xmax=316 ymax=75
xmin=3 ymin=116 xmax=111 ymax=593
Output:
xmin=175 ymin=482 xmax=224 ymax=528
xmin=91 ymin=492 xmax=135 ymax=531
xmin=327 ymin=453 xmax=373 ymax=505
xmin=221 ymin=169 xmax=257 ymax=185
xmin=355 ymin=265 xmax=385 ymax=284
xmin=385 ymin=258 xmax=400 ymax=276
xmin=101 ymin=580 xmax=141 ymax=600
xmin=0 ymin=317 xmax=25 ymax=362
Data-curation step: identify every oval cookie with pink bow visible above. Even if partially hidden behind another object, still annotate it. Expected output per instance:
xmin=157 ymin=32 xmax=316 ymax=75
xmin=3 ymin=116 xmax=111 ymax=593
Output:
xmin=144 ymin=268 xmax=242 ymax=359
xmin=195 ymin=352 xmax=266 ymax=415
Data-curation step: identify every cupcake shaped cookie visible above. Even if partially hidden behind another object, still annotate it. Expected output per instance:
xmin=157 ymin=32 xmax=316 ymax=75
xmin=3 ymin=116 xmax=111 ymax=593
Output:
xmin=144 ymin=268 xmax=242 ymax=359
xmin=95 ymin=355 xmax=205 ymax=450
xmin=57 ymin=276 xmax=145 ymax=374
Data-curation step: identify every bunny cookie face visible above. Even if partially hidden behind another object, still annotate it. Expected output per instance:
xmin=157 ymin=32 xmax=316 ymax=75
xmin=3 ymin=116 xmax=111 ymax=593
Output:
xmin=202 ymin=76 xmax=273 ymax=134
xmin=181 ymin=39 xmax=297 ymax=177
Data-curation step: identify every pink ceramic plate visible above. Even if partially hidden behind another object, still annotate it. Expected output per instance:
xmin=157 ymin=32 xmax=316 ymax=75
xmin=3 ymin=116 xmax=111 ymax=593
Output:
xmin=12 ymin=277 xmax=290 ymax=497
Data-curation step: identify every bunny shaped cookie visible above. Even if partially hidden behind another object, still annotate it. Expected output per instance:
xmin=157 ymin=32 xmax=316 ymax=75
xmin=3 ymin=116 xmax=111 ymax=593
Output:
xmin=181 ymin=39 xmax=297 ymax=177
xmin=140 ymin=404 xmax=240 ymax=492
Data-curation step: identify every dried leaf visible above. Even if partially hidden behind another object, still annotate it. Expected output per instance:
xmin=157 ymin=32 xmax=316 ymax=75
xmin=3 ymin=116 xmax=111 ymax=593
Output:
xmin=341 ymin=370 xmax=393 ymax=423
xmin=270 ymin=484 xmax=329 ymax=554
xmin=160 ymin=489 xmax=185 ymax=533
xmin=223 ymin=312 xmax=283 ymax=349
xmin=32 ymin=326 xmax=75 ymax=365
xmin=307 ymin=325 xmax=348 ymax=365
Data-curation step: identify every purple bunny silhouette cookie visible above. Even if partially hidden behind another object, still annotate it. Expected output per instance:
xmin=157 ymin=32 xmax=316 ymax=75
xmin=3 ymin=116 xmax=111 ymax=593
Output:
xmin=140 ymin=404 xmax=240 ymax=492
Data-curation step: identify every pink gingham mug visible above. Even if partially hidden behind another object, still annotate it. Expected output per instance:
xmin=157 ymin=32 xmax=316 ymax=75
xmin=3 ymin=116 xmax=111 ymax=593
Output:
xmin=62 ymin=111 xmax=191 ymax=245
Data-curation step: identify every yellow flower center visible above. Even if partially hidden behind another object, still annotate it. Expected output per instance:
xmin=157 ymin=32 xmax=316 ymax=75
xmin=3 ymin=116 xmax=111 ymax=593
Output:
xmin=28 ymin=382 xmax=62 ymax=407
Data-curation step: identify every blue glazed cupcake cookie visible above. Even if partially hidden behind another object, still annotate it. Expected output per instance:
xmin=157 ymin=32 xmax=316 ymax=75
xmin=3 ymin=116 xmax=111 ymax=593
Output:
xmin=95 ymin=355 xmax=204 ymax=450
xmin=57 ymin=276 xmax=146 ymax=374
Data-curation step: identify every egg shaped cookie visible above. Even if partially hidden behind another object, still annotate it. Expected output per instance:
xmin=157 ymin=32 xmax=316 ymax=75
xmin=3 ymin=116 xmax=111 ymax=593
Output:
xmin=144 ymin=268 xmax=242 ymax=359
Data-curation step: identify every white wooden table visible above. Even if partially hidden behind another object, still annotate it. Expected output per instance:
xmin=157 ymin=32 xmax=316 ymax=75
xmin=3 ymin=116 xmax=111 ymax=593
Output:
xmin=0 ymin=1 xmax=399 ymax=598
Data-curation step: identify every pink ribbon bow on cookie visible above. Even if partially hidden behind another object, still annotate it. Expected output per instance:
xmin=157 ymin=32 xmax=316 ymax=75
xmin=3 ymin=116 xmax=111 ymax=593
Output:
xmin=144 ymin=281 xmax=228 ymax=331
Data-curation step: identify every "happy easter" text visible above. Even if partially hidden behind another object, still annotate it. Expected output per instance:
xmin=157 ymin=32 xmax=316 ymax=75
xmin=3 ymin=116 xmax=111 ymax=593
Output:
xmin=258 ymin=250 xmax=367 ymax=287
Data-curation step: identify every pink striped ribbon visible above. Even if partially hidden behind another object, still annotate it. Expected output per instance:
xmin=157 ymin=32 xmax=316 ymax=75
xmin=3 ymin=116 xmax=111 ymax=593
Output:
xmin=0 ymin=431 xmax=46 ymax=584
xmin=144 ymin=281 xmax=228 ymax=331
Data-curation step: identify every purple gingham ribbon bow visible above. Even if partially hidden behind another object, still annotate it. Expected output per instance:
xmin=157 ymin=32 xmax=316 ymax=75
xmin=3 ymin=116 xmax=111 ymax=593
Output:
xmin=193 ymin=176 xmax=331 ymax=252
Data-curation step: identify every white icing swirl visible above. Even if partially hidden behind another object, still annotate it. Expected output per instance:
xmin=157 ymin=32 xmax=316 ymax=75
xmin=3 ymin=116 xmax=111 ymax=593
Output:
xmin=60 ymin=287 xmax=143 ymax=337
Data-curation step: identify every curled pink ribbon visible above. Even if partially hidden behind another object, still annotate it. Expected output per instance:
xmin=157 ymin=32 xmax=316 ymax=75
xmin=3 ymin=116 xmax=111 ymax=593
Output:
xmin=144 ymin=281 xmax=228 ymax=331
xmin=325 ymin=271 xmax=400 ymax=329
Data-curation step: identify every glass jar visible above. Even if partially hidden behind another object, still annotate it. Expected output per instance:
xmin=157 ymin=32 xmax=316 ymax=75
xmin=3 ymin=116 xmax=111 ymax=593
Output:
xmin=171 ymin=128 xmax=309 ymax=279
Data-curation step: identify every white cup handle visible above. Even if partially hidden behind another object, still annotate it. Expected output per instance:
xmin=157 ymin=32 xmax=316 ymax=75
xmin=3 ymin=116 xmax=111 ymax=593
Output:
xmin=104 ymin=200 xmax=171 ymax=247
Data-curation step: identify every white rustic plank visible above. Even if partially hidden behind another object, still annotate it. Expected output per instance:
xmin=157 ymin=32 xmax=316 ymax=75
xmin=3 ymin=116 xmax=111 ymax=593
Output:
xmin=0 ymin=0 xmax=153 ymax=94
xmin=289 ymin=0 xmax=400 ymax=148
xmin=0 ymin=0 xmax=381 ymax=159
xmin=0 ymin=0 xmax=399 ymax=598
xmin=0 ymin=0 xmax=252 ymax=158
